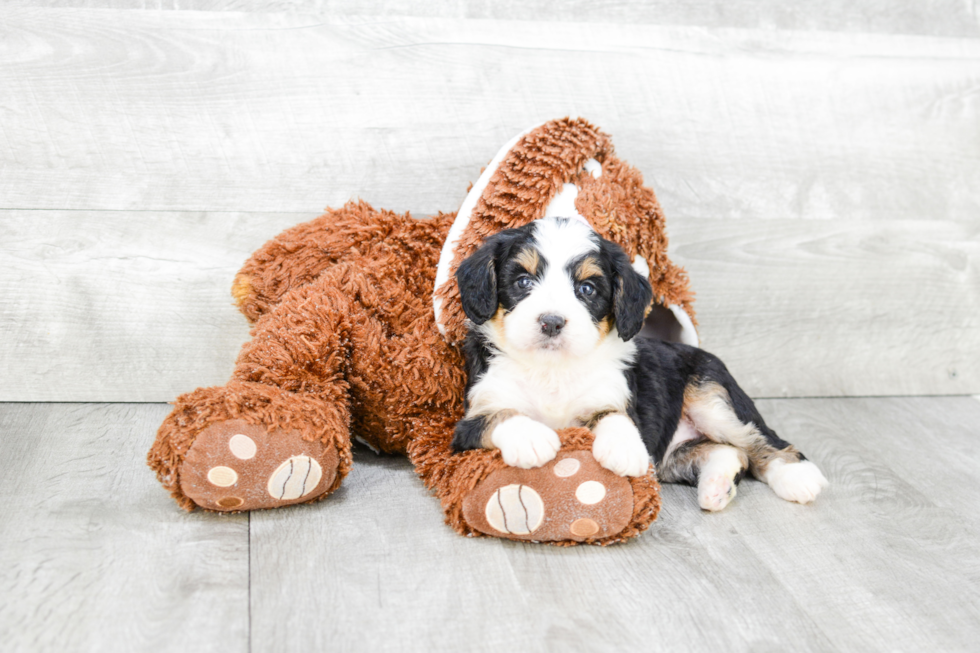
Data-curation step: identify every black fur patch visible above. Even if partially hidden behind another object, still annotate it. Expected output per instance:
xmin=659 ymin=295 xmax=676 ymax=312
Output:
xmin=453 ymin=413 xmax=491 ymax=451
xmin=599 ymin=239 xmax=652 ymax=341
xmin=625 ymin=338 xmax=799 ymax=465
xmin=456 ymin=228 xmax=534 ymax=324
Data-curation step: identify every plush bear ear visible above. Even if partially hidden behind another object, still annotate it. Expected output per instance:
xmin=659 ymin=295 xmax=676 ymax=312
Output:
xmin=456 ymin=230 xmax=520 ymax=325
xmin=601 ymin=240 xmax=653 ymax=341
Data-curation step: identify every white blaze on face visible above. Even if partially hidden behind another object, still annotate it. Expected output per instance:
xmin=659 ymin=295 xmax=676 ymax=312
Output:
xmin=500 ymin=217 xmax=601 ymax=358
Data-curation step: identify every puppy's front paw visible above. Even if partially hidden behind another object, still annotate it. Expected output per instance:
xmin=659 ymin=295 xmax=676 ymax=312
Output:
xmin=491 ymin=416 xmax=561 ymax=469
xmin=766 ymin=460 xmax=828 ymax=504
xmin=592 ymin=414 xmax=650 ymax=477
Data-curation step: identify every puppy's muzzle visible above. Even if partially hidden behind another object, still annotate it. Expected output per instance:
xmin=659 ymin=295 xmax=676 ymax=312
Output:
xmin=539 ymin=314 xmax=566 ymax=338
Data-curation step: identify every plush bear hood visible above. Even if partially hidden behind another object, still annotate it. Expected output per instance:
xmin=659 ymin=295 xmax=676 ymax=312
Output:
xmin=432 ymin=117 xmax=699 ymax=348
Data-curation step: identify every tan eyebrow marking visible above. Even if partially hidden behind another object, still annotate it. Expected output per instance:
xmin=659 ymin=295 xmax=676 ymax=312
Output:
xmin=575 ymin=256 xmax=604 ymax=281
xmin=514 ymin=247 xmax=540 ymax=275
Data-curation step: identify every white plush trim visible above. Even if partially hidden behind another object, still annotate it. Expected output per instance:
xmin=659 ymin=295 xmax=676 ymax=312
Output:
xmin=354 ymin=435 xmax=380 ymax=454
xmin=633 ymin=254 xmax=701 ymax=347
xmin=632 ymin=255 xmax=650 ymax=278
xmin=433 ymin=123 xmax=541 ymax=335
xmin=635 ymin=257 xmax=698 ymax=347
xmin=584 ymin=158 xmax=602 ymax=178
xmin=543 ymin=183 xmax=590 ymax=228
xmin=669 ymin=303 xmax=700 ymax=347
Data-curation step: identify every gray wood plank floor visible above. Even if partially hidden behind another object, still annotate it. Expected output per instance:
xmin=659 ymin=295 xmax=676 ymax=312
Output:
xmin=3 ymin=399 xmax=978 ymax=652
xmin=0 ymin=403 xmax=248 ymax=653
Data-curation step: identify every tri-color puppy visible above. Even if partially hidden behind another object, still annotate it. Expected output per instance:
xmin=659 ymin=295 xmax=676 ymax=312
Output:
xmin=451 ymin=216 xmax=827 ymax=511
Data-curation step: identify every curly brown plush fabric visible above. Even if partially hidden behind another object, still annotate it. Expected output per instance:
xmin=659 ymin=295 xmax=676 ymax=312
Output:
xmin=148 ymin=117 xmax=692 ymax=545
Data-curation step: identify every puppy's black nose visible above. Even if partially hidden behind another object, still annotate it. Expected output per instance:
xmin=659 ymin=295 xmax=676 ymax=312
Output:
xmin=539 ymin=314 xmax=566 ymax=337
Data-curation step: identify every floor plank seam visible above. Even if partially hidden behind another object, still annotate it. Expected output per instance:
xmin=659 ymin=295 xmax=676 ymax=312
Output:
xmin=248 ymin=510 xmax=252 ymax=653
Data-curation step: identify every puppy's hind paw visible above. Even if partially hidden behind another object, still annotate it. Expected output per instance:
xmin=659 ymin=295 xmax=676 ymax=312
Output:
xmin=766 ymin=460 xmax=828 ymax=504
xmin=698 ymin=473 xmax=736 ymax=512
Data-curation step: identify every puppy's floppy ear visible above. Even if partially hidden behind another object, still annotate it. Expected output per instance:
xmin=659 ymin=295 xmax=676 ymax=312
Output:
xmin=456 ymin=230 xmax=520 ymax=325
xmin=602 ymin=240 xmax=653 ymax=341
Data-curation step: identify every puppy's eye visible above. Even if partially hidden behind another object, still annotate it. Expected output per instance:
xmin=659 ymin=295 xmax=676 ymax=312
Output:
xmin=577 ymin=281 xmax=595 ymax=296
xmin=516 ymin=275 xmax=533 ymax=290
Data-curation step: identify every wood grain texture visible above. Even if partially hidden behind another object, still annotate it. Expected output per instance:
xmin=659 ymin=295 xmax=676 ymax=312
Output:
xmin=249 ymin=447 xmax=836 ymax=652
xmin=671 ymin=218 xmax=980 ymax=397
xmin=8 ymin=1 xmax=980 ymax=38
xmin=0 ymin=210 xmax=306 ymax=401
xmin=1 ymin=10 xmax=978 ymax=221
xmin=743 ymin=397 xmax=980 ymax=650
xmin=246 ymin=396 xmax=980 ymax=652
xmin=2 ymin=399 xmax=978 ymax=652
xmin=2 ymin=211 xmax=976 ymax=401
xmin=0 ymin=403 xmax=249 ymax=653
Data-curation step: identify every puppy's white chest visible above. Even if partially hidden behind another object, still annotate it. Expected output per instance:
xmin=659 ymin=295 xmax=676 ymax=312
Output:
xmin=468 ymin=344 xmax=634 ymax=430
xmin=515 ymin=374 xmax=592 ymax=428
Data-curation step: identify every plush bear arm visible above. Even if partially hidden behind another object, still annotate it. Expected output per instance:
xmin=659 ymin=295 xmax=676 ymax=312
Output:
xmin=408 ymin=416 xmax=661 ymax=545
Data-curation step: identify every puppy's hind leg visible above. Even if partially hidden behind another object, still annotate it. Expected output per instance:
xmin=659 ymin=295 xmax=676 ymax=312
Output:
xmin=658 ymin=438 xmax=748 ymax=512
xmin=683 ymin=374 xmax=828 ymax=505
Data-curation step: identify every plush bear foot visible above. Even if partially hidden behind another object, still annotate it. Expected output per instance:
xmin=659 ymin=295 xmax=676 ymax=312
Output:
xmin=149 ymin=381 xmax=353 ymax=512
xmin=179 ymin=419 xmax=340 ymax=511
xmin=461 ymin=451 xmax=636 ymax=543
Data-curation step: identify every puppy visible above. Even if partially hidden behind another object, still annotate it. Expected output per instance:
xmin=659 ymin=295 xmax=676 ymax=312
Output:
xmin=451 ymin=216 xmax=827 ymax=511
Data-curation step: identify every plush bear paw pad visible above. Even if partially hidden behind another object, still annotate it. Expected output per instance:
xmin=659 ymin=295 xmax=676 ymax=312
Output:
xmin=462 ymin=451 xmax=636 ymax=542
xmin=180 ymin=419 xmax=338 ymax=511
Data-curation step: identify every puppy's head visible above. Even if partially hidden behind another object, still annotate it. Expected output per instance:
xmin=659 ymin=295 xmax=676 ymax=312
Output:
xmin=456 ymin=217 xmax=653 ymax=357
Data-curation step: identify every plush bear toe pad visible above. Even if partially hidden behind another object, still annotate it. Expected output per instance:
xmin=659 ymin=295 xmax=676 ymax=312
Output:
xmin=462 ymin=451 xmax=633 ymax=542
xmin=180 ymin=419 xmax=338 ymax=511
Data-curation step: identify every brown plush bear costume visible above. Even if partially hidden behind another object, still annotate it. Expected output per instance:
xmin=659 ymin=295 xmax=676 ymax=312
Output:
xmin=148 ymin=118 xmax=698 ymax=545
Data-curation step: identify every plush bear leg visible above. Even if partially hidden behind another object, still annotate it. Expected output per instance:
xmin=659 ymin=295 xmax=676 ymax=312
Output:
xmin=149 ymin=264 xmax=363 ymax=512
xmin=408 ymin=418 xmax=662 ymax=546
